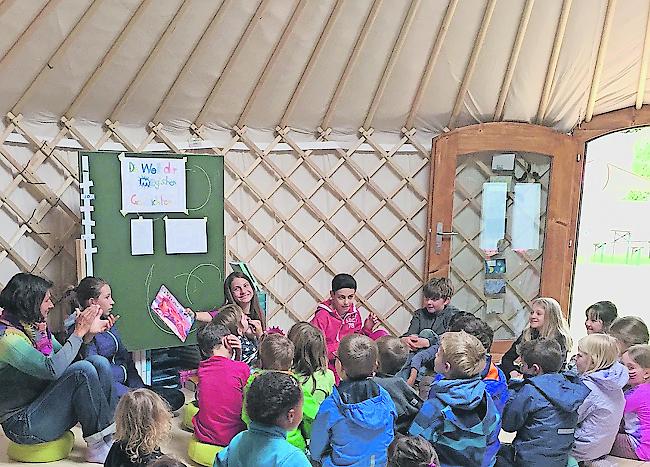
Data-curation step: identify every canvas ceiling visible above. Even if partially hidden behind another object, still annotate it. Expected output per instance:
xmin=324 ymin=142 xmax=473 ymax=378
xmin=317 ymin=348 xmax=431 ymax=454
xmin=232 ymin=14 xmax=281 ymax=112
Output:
xmin=0 ymin=0 xmax=648 ymax=331
xmin=0 ymin=0 xmax=647 ymax=146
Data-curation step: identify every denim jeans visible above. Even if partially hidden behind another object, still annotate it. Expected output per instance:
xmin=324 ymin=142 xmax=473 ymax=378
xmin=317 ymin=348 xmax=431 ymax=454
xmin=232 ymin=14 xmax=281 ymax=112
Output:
xmin=2 ymin=355 xmax=117 ymax=445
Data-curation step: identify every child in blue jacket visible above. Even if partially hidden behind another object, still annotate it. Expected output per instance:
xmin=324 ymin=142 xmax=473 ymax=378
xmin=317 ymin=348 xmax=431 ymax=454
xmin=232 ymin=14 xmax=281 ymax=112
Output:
xmin=409 ymin=331 xmax=500 ymax=467
xmin=497 ymin=338 xmax=590 ymax=467
xmin=214 ymin=371 xmax=311 ymax=467
xmin=310 ymin=334 xmax=397 ymax=467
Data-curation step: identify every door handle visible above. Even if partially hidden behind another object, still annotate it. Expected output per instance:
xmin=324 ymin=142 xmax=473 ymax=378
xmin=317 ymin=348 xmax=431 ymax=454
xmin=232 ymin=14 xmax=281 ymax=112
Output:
xmin=435 ymin=222 xmax=458 ymax=255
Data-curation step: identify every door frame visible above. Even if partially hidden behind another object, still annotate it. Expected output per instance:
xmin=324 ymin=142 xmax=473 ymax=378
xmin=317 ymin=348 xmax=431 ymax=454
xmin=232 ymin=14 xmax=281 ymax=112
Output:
xmin=425 ymin=122 xmax=582 ymax=322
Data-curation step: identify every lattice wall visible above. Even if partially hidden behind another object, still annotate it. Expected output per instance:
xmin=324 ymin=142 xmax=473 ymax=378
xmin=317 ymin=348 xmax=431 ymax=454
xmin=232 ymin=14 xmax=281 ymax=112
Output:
xmin=0 ymin=115 xmax=429 ymax=334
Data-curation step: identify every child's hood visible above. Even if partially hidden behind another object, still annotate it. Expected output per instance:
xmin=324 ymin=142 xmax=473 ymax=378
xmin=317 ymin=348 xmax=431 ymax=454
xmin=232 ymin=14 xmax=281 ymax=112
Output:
xmin=316 ymin=299 xmax=360 ymax=321
xmin=332 ymin=379 xmax=396 ymax=430
xmin=582 ymin=360 xmax=629 ymax=392
xmin=527 ymin=372 xmax=590 ymax=412
xmin=431 ymin=377 xmax=487 ymax=410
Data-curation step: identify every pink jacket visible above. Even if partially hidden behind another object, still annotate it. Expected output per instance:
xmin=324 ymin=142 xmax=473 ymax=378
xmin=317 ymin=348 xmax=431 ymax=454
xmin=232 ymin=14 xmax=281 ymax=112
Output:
xmin=310 ymin=299 xmax=386 ymax=381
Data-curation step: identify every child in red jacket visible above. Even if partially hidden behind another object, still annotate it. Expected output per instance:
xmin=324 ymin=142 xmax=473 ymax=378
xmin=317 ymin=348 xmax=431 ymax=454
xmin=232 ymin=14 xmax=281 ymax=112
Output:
xmin=310 ymin=273 xmax=386 ymax=382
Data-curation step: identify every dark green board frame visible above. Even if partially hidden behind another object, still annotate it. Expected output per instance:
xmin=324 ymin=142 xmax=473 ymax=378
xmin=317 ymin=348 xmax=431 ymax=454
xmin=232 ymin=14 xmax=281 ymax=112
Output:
xmin=80 ymin=151 xmax=224 ymax=351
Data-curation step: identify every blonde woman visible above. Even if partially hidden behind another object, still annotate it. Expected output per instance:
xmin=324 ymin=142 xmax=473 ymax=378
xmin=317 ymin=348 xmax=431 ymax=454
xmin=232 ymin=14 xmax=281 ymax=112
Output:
xmin=499 ymin=297 xmax=572 ymax=380
xmin=572 ymin=334 xmax=628 ymax=464
xmin=105 ymin=389 xmax=172 ymax=467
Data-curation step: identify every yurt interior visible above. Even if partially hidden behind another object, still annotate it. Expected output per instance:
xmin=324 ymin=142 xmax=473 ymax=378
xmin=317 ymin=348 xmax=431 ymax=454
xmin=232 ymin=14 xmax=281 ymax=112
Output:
xmin=0 ymin=0 xmax=649 ymax=465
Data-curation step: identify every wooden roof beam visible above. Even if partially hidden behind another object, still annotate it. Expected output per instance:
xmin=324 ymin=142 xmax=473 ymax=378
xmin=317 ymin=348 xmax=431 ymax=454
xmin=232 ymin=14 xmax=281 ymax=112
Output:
xmin=194 ymin=0 xmax=271 ymax=127
xmin=448 ymin=0 xmax=497 ymax=130
xmin=363 ymin=0 xmax=420 ymax=129
xmin=404 ymin=0 xmax=458 ymax=130
xmin=321 ymin=0 xmax=383 ymax=131
xmin=536 ymin=0 xmax=573 ymax=123
xmin=152 ymin=0 xmax=230 ymax=123
xmin=64 ymin=0 xmax=153 ymax=119
xmin=494 ymin=0 xmax=535 ymax=121
xmin=0 ymin=0 xmax=47 ymax=65
xmin=585 ymin=0 xmax=617 ymax=122
xmin=237 ymin=0 xmax=307 ymax=127
xmin=110 ymin=0 xmax=191 ymax=122
xmin=279 ymin=0 xmax=343 ymax=128
xmin=12 ymin=0 xmax=99 ymax=115
xmin=636 ymin=2 xmax=650 ymax=110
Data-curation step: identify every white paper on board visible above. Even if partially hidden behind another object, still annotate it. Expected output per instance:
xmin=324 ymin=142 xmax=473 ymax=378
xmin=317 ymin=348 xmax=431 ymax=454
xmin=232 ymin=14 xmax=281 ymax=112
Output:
xmin=130 ymin=218 xmax=154 ymax=255
xmin=480 ymin=182 xmax=508 ymax=251
xmin=164 ymin=217 xmax=208 ymax=254
xmin=120 ymin=156 xmax=187 ymax=214
xmin=512 ymin=183 xmax=542 ymax=250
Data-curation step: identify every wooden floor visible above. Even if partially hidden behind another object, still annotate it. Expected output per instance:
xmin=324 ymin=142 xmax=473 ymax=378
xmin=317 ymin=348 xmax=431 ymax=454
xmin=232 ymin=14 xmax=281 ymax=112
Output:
xmin=2 ymin=418 xmax=649 ymax=466
xmin=2 ymin=395 xmax=649 ymax=466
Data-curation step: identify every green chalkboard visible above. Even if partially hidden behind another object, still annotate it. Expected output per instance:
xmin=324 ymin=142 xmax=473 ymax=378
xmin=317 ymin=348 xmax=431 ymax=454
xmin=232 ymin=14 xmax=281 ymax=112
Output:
xmin=80 ymin=151 xmax=224 ymax=351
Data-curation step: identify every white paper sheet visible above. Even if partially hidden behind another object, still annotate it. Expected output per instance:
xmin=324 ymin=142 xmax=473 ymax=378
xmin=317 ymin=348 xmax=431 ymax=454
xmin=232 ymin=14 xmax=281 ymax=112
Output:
xmin=512 ymin=183 xmax=541 ymax=250
xmin=480 ymin=182 xmax=508 ymax=252
xmin=120 ymin=155 xmax=187 ymax=214
xmin=130 ymin=218 xmax=154 ymax=255
xmin=164 ymin=217 xmax=208 ymax=254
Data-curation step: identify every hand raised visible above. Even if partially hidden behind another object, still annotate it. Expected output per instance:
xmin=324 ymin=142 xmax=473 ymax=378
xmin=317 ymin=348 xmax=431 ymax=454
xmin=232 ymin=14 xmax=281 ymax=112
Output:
xmin=73 ymin=305 xmax=102 ymax=338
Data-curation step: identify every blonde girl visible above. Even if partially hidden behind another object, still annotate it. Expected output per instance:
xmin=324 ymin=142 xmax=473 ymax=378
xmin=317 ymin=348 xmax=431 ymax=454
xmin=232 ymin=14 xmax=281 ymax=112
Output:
xmin=105 ymin=388 xmax=172 ymax=467
xmin=572 ymin=334 xmax=628 ymax=463
xmin=212 ymin=304 xmax=261 ymax=365
xmin=500 ymin=297 xmax=572 ymax=379
xmin=612 ymin=344 xmax=650 ymax=461
xmin=609 ymin=316 xmax=649 ymax=355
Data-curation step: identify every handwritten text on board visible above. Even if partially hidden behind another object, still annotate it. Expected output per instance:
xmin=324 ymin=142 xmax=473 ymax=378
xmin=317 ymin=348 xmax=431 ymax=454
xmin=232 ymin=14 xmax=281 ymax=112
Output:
xmin=120 ymin=155 xmax=187 ymax=214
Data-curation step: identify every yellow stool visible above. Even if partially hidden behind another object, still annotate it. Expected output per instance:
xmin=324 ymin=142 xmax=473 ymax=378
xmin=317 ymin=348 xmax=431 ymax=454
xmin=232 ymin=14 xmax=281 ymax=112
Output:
xmin=7 ymin=431 xmax=74 ymax=463
xmin=187 ymin=436 xmax=223 ymax=467
xmin=182 ymin=401 xmax=199 ymax=432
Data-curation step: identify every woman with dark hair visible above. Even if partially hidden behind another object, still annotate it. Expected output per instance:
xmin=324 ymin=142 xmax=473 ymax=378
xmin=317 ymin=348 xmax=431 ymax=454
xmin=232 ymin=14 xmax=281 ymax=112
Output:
xmin=0 ymin=273 xmax=117 ymax=463
xmin=62 ymin=276 xmax=185 ymax=411
xmin=192 ymin=271 xmax=266 ymax=333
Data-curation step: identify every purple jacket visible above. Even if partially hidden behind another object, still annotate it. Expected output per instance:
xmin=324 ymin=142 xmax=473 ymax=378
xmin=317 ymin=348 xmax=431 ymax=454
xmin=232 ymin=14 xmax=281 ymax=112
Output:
xmin=573 ymin=361 xmax=629 ymax=461
xmin=82 ymin=327 xmax=145 ymax=396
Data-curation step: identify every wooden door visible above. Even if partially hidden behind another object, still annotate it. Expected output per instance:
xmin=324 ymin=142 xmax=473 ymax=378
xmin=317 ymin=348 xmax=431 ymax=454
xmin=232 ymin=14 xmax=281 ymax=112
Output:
xmin=425 ymin=123 xmax=582 ymax=353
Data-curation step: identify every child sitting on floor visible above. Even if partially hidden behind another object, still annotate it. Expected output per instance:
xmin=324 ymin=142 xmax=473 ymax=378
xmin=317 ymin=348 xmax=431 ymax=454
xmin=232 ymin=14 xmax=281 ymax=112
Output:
xmin=211 ymin=304 xmax=262 ymax=366
xmin=401 ymin=277 xmax=460 ymax=352
xmin=372 ymin=335 xmax=422 ymax=433
xmin=193 ymin=322 xmax=250 ymax=447
xmin=310 ymin=273 xmax=386 ymax=382
xmin=105 ymin=388 xmax=172 ymax=467
xmin=449 ymin=315 xmax=507 ymax=467
xmin=287 ymin=322 xmax=335 ymax=436
xmin=241 ymin=334 xmax=311 ymax=452
xmin=499 ymin=297 xmax=572 ymax=380
xmin=214 ymin=371 xmax=311 ymax=466
xmin=611 ymin=344 xmax=650 ymax=461
xmin=388 ymin=434 xmax=439 ymax=467
xmin=497 ymin=338 xmax=590 ymax=467
xmin=572 ymin=333 xmax=628 ymax=464
xmin=310 ymin=334 xmax=396 ymax=466
xmin=409 ymin=331 xmax=500 ymax=467
xmin=584 ymin=301 xmax=618 ymax=334
xmin=609 ymin=316 xmax=649 ymax=355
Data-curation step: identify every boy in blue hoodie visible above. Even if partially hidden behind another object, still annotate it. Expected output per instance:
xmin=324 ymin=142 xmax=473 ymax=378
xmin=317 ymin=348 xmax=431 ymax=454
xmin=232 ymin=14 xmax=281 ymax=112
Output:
xmin=310 ymin=334 xmax=397 ymax=466
xmin=496 ymin=338 xmax=590 ymax=467
xmin=408 ymin=331 xmax=500 ymax=467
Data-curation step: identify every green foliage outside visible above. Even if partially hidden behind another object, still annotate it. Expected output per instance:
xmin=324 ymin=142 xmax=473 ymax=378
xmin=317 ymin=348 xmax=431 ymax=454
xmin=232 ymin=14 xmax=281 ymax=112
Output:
xmin=626 ymin=138 xmax=650 ymax=201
